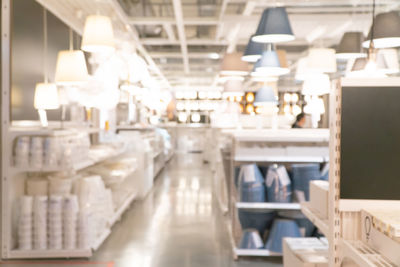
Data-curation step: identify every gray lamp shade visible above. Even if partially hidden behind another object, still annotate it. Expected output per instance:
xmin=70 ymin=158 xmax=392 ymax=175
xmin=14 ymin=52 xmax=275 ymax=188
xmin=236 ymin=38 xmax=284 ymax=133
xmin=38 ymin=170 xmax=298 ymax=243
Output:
xmin=252 ymin=7 xmax=295 ymax=43
xmin=220 ymin=52 xmax=249 ymax=76
xmin=242 ymin=35 xmax=264 ymax=62
xmin=254 ymin=87 xmax=277 ymax=106
xmin=336 ymin=32 xmax=367 ymax=59
xmin=363 ymin=11 xmax=400 ymax=49
xmin=255 ymin=50 xmax=290 ymax=76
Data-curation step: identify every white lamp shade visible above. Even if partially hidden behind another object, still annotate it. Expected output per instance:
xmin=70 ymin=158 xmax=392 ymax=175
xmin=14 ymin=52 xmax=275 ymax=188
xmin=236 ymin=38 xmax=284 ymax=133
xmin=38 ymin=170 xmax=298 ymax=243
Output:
xmin=304 ymin=97 xmax=325 ymax=115
xmin=81 ymin=15 xmax=115 ymax=53
xmin=34 ymin=83 xmax=60 ymax=110
xmin=306 ymin=48 xmax=337 ymax=73
xmin=377 ymin=49 xmax=400 ymax=74
xmin=295 ymin=57 xmax=322 ymax=81
xmin=55 ymin=50 xmax=88 ymax=85
xmin=223 ymin=79 xmax=244 ymax=94
xmin=301 ymin=74 xmax=331 ymax=96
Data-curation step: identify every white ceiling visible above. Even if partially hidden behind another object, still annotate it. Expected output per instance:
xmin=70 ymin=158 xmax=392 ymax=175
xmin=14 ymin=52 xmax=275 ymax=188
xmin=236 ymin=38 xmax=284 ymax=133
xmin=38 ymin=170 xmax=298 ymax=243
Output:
xmin=37 ymin=0 xmax=400 ymax=90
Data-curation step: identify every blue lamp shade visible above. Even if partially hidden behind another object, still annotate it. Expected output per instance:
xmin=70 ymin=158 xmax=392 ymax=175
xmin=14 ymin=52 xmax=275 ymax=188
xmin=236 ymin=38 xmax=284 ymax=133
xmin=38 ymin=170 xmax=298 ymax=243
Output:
xmin=254 ymin=87 xmax=277 ymax=106
xmin=252 ymin=7 xmax=295 ymax=43
xmin=291 ymin=164 xmax=321 ymax=202
xmin=242 ymin=35 xmax=264 ymax=62
xmin=238 ymin=164 xmax=266 ymax=202
xmin=239 ymin=229 xmax=264 ymax=249
xmin=255 ymin=50 xmax=290 ymax=76
xmin=238 ymin=210 xmax=276 ymax=237
xmin=363 ymin=11 xmax=400 ymax=49
xmin=265 ymin=219 xmax=302 ymax=253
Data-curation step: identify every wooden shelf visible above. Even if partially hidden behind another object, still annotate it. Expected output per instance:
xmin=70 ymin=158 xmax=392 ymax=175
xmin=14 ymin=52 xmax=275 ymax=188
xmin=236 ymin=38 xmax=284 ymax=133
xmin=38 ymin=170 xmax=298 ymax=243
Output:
xmin=236 ymin=202 xmax=301 ymax=210
xmin=8 ymin=248 xmax=92 ymax=259
xmin=301 ymin=202 xmax=329 ymax=237
xmin=341 ymin=240 xmax=396 ymax=267
xmin=234 ymin=155 xmax=328 ymax=163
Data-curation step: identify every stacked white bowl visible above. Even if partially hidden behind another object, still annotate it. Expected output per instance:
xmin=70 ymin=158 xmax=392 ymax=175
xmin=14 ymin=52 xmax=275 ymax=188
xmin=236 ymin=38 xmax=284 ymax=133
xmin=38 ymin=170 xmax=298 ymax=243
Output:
xmin=30 ymin=137 xmax=43 ymax=168
xmin=14 ymin=136 xmax=30 ymax=167
xmin=49 ymin=176 xmax=72 ymax=197
xmin=33 ymin=196 xmax=47 ymax=250
xmin=63 ymin=195 xmax=79 ymax=249
xmin=77 ymin=209 xmax=92 ymax=249
xmin=18 ymin=196 xmax=33 ymax=250
xmin=48 ymin=195 xmax=63 ymax=250
xmin=43 ymin=137 xmax=59 ymax=168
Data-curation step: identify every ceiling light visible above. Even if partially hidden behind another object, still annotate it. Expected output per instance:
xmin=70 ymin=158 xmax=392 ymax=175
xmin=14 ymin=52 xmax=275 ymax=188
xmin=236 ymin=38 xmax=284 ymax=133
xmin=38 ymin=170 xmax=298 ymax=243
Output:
xmin=306 ymin=48 xmax=337 ymax=73
xmin=178 ymin=113 xmax=188 ymax=123
xmin=336 ymin=32 xmax=367 ymax=60
xmin=252 ymin=7 xmax=295 ymax=43
xmin=242 ymin=35 xmax=264 ymax=62
xmin=191 ymin=113 xmax=201 ymax=123
xmin=254 ymin=87 xmax=277 ymax=106
xmin=349 ymin=49 xmax=399 ymax=76
xmin=208 ymin=53 xmax=220 ymax=59
xmin=55 ymin=50 xmax=88 ymax=85
xmin=220 ymin=52 xmax=249 ymax=76
xmin=34 ymin=83 xmax=60 ymax=110
xmin=301 ymin=74 xmax=331 ymax=96
xmin=255 ymin=50 xmax=290 ymax=76
xmin=363 ymin=11 xmax=400 ymax=49
xmin=81 ymin=15 xmax=115 ymax=53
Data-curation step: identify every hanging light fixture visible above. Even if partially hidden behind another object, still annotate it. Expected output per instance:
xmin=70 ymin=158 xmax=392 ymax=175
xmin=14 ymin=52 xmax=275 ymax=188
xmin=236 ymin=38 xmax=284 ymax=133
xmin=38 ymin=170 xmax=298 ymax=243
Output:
xmin=295 ymin=57 xmax=320 ymax=81
xmin=254 ymin=87 xmax=277 ymax=106
xmin=363 ymin=11 xmax=400 ymax=49
xmin=252 ymin=7 xmax=295 ymax=43
xmin=301 ymin=74 xmax=331 ymax=96
xmin=55 ymin=29 xmax=88 ymax=85
xmin=306 ymin=48 xmax=337 ymax=73
xmin=34 ymin=8 xmax=59 ymax=127
xmin=336 ymin=32 xmax=367 ymax=59
xmin=242 ymin=35 xmax=264 ymax=62
xmin=255 ymin=48 xmax=290 ymax=76
xmin=220 ymin=52 xmax=249 ymax=76
xmin=348 ymin=49 xmax=399 ymax=76
xmin=81 ymin=15 xmax=115 ymax=53
xmin=223 ymin=79 xmax=244 ymax=96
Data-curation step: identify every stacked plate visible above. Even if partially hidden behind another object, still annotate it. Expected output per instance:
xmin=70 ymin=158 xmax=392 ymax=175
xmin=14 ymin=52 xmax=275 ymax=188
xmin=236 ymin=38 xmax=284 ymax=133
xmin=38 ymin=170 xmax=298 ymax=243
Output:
xmin=48 ymin=195 xmax=63 ymax=250
xmin=14 ymin=136 xmax=30 ymax=167
xmin=64 ymin=195 xmax=79 ymax=249
xmin=18 ymin=196 xmax=33 ymax=250
xmin=43 ymin=137 xmax=59 ymax=168
xmin=33 ymin=196 xmax=48 ymax=250
xmin=30 ymin=137 xmax=43 ymax=168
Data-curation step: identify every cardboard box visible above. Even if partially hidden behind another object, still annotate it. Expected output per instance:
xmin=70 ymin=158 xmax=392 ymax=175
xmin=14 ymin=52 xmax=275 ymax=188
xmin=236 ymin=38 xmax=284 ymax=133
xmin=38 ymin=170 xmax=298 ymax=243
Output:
xmin=310 ymin=180 xmax=329 ymax=219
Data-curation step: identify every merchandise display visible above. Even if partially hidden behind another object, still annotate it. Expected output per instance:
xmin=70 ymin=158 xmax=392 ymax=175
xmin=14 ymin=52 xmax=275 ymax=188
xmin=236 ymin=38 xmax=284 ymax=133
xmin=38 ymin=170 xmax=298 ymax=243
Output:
xmin=3 ymin=0 xmax=400 ymax=265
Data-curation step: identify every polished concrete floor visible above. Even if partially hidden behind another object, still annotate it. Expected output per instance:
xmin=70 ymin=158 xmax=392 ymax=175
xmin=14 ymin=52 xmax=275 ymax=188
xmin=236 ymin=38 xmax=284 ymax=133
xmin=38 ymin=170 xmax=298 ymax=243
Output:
xmin=1 ymin=153 xmax=282 ymax=267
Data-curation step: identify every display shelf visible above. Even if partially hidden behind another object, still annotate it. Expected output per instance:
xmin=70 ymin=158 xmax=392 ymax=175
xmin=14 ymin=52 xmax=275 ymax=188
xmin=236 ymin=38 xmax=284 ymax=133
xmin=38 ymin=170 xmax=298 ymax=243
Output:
xmin=234 ymin=155 xmax=328 ymax=163
xmin=8 ymin=249 xmax=92 ymax=259
xmin=236 ymin=202 xmax=301 ymax=210
xmin=341 ymin=240 xmax=396 ymax=267
xmin=231 ymin=129 xmax=330 ymax=143
xmin=10 ymin=145 xmax=128 ymax=176
xmin=301 ymin=202 xmax=329 ymax=237
xmin=92 ymin=228 xmax=112 ymax=251
xmin=109 ymin=191 xmax=137 ymax=227
xmin=235 ymin=248 xmax=281 ymax=257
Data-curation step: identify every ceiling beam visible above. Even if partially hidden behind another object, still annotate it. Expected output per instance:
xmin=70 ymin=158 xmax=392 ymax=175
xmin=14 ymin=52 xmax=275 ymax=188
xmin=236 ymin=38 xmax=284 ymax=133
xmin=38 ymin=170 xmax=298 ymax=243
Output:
xmin=163 ymin=23 xmax=176 ymax=42
xmin=150 ymin=52 xmax=221 ymax=59
xmin=226 ymin=1 xmax=257 ymax=53
xmin=129 ymin=17 xmax=219 ymax=25
xmin=172 ymin=0 xmax=190 ymax=74
xmin=215 ymin=0 xmax=230 ymax=41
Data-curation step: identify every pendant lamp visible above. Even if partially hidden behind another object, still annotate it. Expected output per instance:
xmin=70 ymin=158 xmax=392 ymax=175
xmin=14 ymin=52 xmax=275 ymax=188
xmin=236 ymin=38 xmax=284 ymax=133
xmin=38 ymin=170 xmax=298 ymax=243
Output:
xmin=336 ymin=32 xmax=367 ymax=59
xmin=363 ymin=11 xmax=400 ymax=49
xmin=254 ymin=87 xmax=277 ymax=106
xmin=220 ymin=52 xmax=249 ymax=76
xmin=55 ymin=29 xmax=88 ymax=85
xmin=301 ymin=74 xmax=331 ymax=96
xmin=242 ymin=35 xmax=264 ymax=62
xmin=81 ymin=15 xmax=115 ymax=53
xmin=349 ymin=49 xmax=399 ymax=76
xmin=34 ymin=8 xmax=59 ymax=127
xmin=255 ymin=50 xmax=290 ymax=76
xmin=252 ymin=7 xmax=295 ymax=43
xmin=306 ymin=48 xmax=337 ymax=73
xmin=295 ymin=57 xmax=320 ymax=81
xmin=223 ymin=79 xmax=244 ymax=96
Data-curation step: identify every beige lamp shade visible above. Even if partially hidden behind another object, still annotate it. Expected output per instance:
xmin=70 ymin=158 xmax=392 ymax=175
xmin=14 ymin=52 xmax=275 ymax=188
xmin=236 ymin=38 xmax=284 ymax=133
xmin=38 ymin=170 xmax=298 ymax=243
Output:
xmin=81 ymin=15 xmax=115 ymax=53
xmin=34 ymin=83 xmax=60 ymax=110
xmin=55 ymin=50 xmax=88 ymax=85
xmin=306 ymin=48 xmax=337 ymax=73
xmin=295 ymin=57 xmax=319 ymax=81
xmin=220 ymin=53 xmax=249 ymax=76
xmin=223 ymin=79 xmax=244 ymax=95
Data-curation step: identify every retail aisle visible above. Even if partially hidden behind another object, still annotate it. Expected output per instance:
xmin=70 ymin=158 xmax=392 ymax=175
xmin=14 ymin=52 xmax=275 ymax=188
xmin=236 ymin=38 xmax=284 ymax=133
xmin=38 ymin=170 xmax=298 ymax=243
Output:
xmin=1 ymin=153 xmax=282 ymax=267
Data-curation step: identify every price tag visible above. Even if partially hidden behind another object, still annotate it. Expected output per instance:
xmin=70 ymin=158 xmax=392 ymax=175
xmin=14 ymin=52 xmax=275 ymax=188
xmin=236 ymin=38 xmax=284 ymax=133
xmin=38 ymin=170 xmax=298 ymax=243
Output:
xmin=277 ymin=166 xmax=291 ymax=187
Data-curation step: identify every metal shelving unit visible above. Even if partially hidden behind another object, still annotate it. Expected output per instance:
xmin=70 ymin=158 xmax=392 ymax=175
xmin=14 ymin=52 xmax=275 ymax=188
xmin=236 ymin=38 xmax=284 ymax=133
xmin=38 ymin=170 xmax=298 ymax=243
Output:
xmin=226 ymin=129 xmax=329 ymax=259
